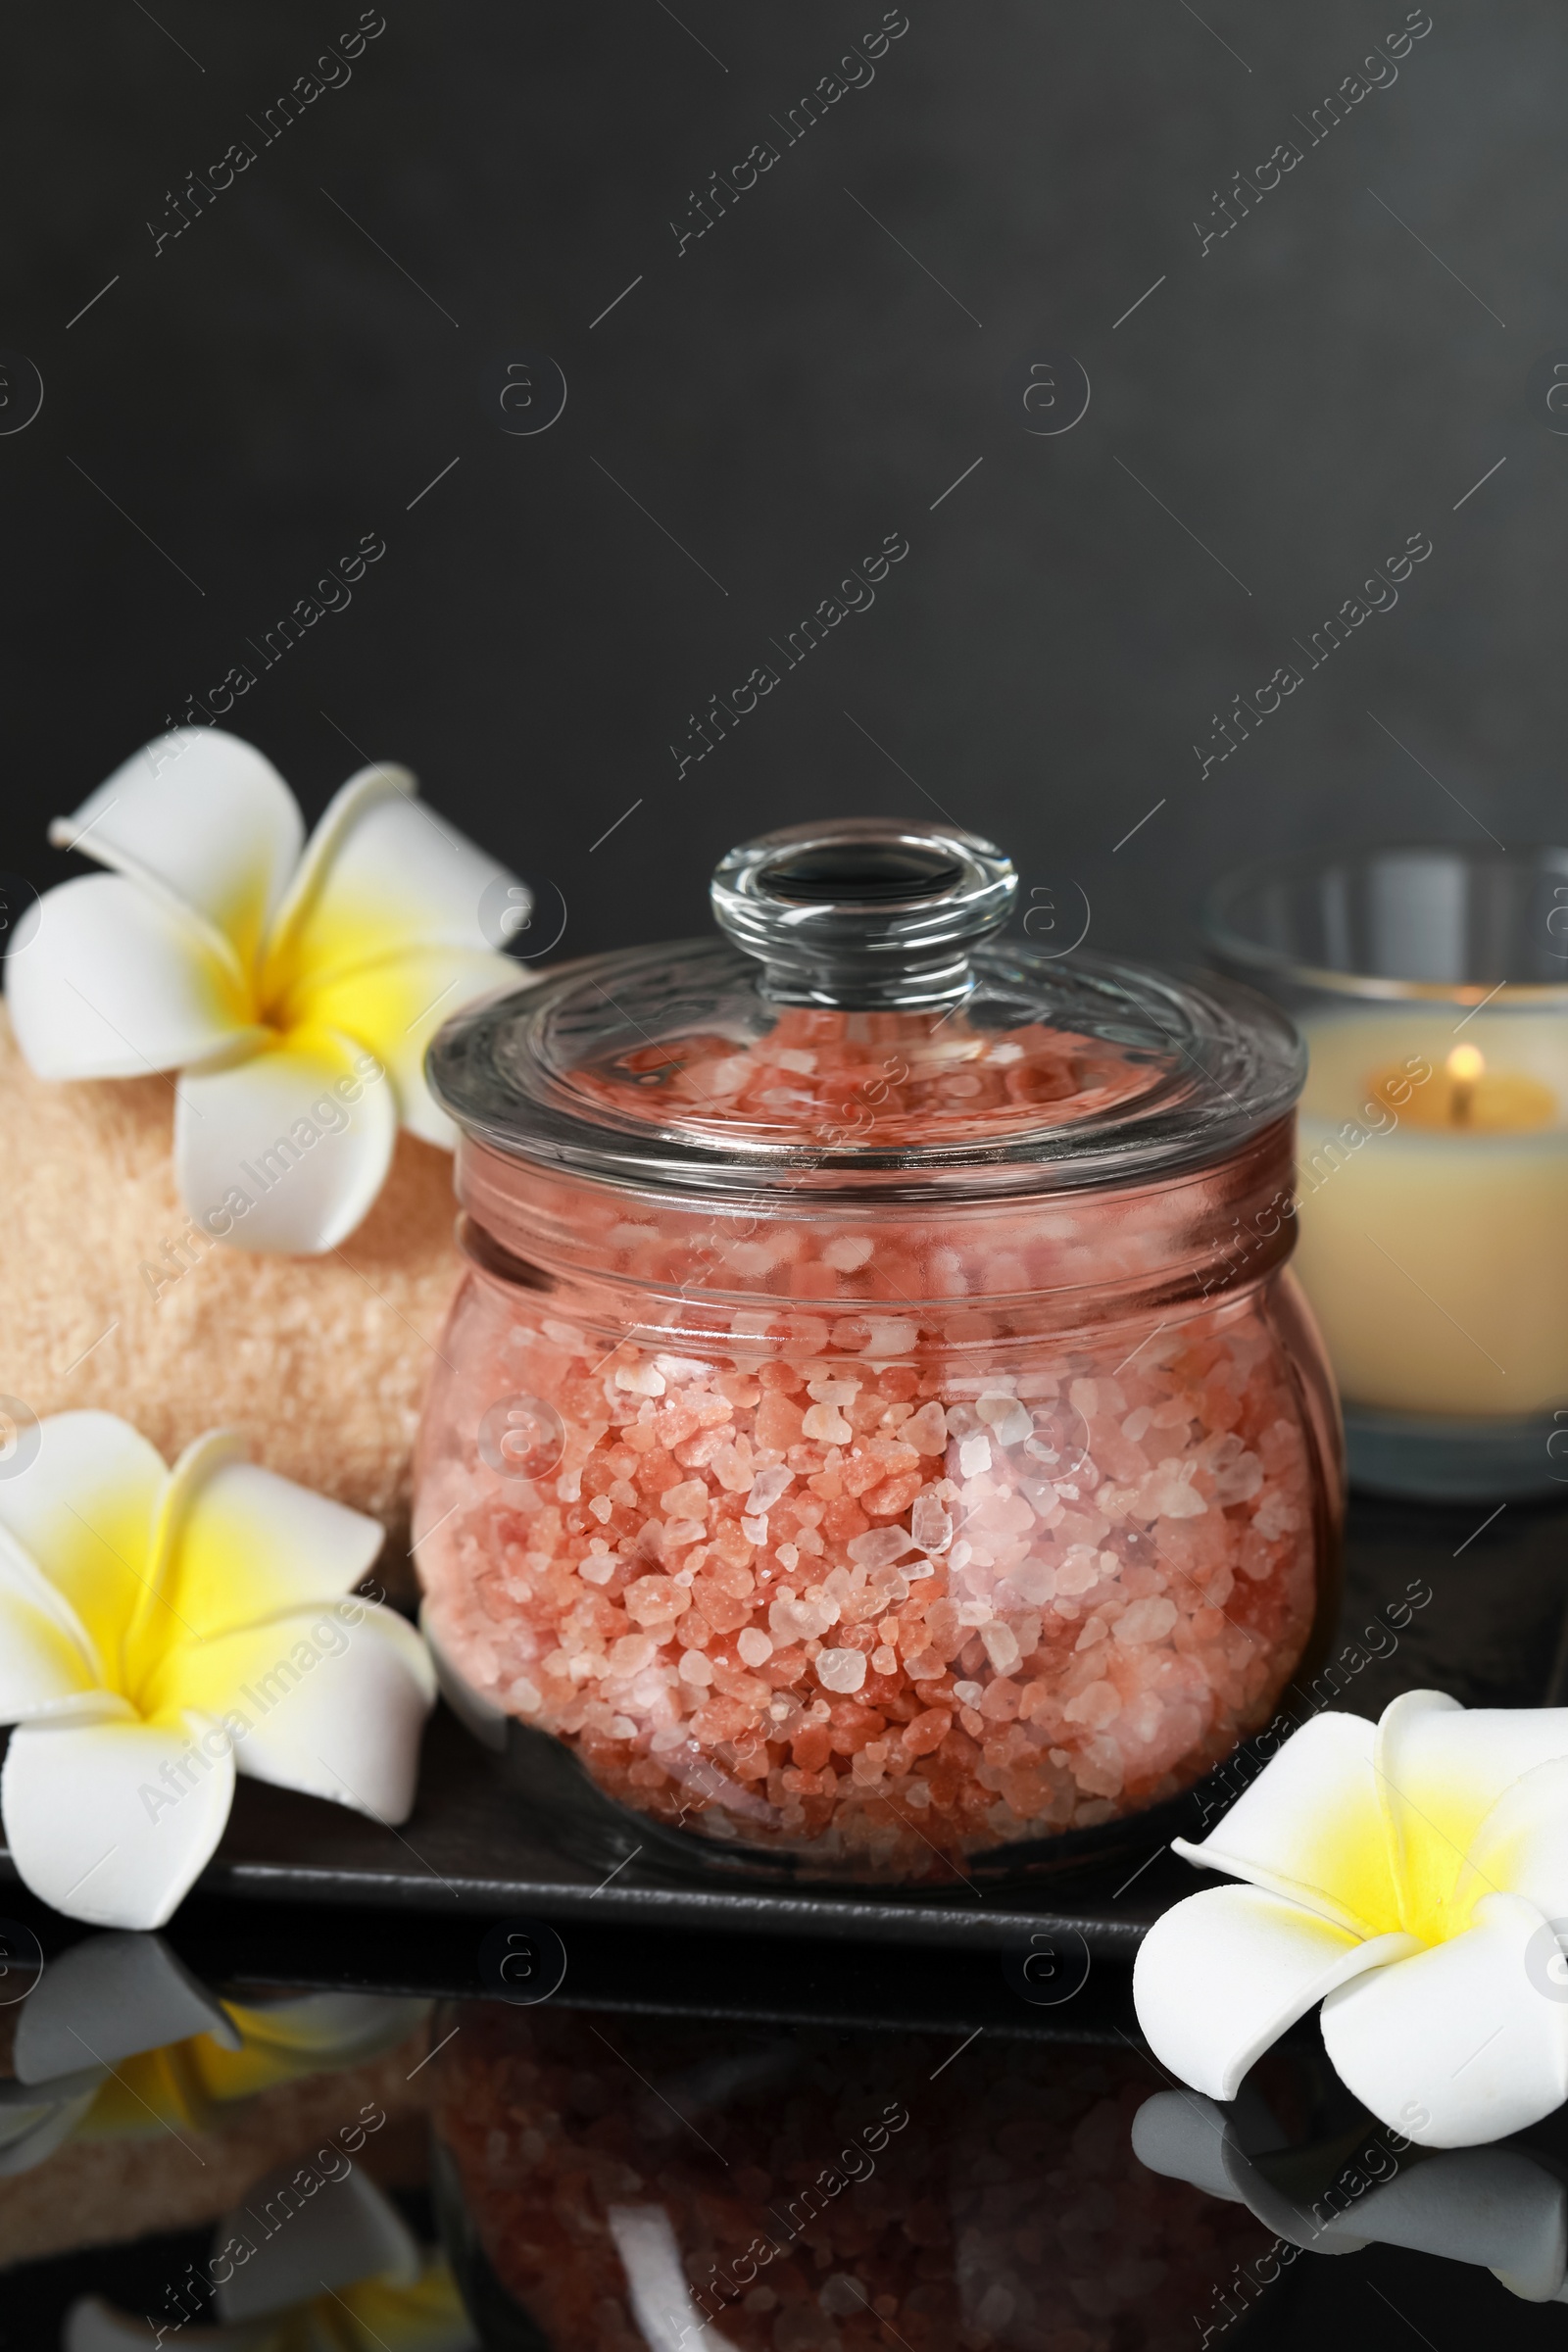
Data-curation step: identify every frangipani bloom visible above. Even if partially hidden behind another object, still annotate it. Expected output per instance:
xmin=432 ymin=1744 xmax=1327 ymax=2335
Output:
xmin=7 ymin=729 xmax=528 ymax=1252
xmin=1134 ymin=2086 xmax=1568 ymax=2305
xmin=69 ymin=2162 xmax=475 ymax=2352
xmin=0 ymin=1409 xmax=435 ymax=1929
xmin=0 ymin=1931 xmax=428 ymax=2178
xmin=1134 ymin=1691 xmax=1568 ymax=2148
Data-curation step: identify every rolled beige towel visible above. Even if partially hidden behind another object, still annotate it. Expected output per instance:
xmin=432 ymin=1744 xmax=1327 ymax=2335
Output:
xmin=0 ymin=1004 xmax=462 ymax=1543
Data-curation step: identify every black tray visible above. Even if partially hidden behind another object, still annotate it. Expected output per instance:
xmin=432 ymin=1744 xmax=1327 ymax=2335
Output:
xmin=3 ymin=1490 xmax=1560 ymax=1955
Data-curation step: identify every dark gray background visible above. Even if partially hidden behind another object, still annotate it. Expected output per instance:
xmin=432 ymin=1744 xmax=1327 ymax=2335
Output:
xmin=1 ymin=0 xmax=1553 ymax=970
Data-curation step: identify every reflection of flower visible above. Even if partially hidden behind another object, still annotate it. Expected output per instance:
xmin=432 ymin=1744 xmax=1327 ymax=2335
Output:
xmin=1133 ymin=1691 xmax=1568 ymax=2147
xmin=0 ymin=1409 xmax=434 ymax=1928
xmin=6 ymin=729 xmax=526 ymax=1252
xmin=67 ymin=2163 xmax=474 ymax=2351
xmin=0 ymin=1932 xmax=428 ymax=2180
xmin=1135 ymin=2087 xmax=1568 ymax=2306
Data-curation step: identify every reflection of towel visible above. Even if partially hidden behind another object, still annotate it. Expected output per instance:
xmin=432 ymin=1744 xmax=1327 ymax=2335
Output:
xmin=0 ymin=1006 xmax=461 ymax=1546
xmin=607 ymin=2206 xmax=740 ymax=2351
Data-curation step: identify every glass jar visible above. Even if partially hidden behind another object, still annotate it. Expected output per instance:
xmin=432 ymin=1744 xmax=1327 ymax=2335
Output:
xmin=413 ymin=819 xmax=1343 ymax=1886
xmin=429 ymin=2000 xmax=1280 ymax=2352
xmin=1202 ymin=842 xmax=1568 ymax=1500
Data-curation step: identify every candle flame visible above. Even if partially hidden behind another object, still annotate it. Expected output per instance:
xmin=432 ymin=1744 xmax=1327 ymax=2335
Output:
xmin=1446 ymin=1045 xmax=1485 ymax=1085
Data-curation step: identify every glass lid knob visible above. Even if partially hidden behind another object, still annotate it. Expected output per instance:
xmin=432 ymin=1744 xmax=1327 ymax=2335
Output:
xmin=710 ymin=816 xmax=1018 ymax=1007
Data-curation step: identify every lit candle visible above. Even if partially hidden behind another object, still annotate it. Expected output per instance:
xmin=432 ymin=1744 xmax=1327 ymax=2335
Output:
xmin=1293 ymin=1009 xmax=1568 ymax=1419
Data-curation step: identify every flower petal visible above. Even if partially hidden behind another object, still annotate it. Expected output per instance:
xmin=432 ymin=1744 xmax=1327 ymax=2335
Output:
xmin=148 ymin=1602 xmax=434 ymax=1823
xmin=197 ymin=1991 xmax=432 ymax=2101
xmin=1322 ymin=1890 xmax=1568 ymax=2146
xmin=1129 ymin=2088 xmax=1372 ymax=2251
xmin=303 ymin=946 xmax=524 ymax=1143
xmin=1129 ymin=2091 xmax=1252 ymax=2205
xmin=1354 ymin=2152 xmax=1568 ymax=2301
xmin=0 ymin=1589 xmax=98 ymax=1723
xmin=65 ymin=2302 xmax=247 ymax=2352
xmin=216 ymin=2157 xmax=419 ymax=2321
xmin=1376 ymin=1692 xmax=1568 ymax=1944
xmin=1 ymin=1709 xmax=234 ymax=1930
xmin=156 ymin=1440 xmax=385 ymax=1646
xmin=6 ymin=875 xmax=251 ymax=1080
xmin=174 ymin=1027 xmax=398 ymax=1253
xmin=0 ymin=2089 xmax=101 ymax=2179
xmin=263 ymin=764 xmax=520 ymax=997
xmin=0 ymin=1412 xmax=167 ymax=1680
xmin=1133 ymin=1883 xmax=1418 ymax=2101
xmin=14 ymin=1932 xmax=239 ymax=2083
xmin=50 ymin=731 xmax=303 ymax=971
xmin=1172 ymin=1710 xmax=1398 ymax=1937
xmin=1450 ymin=1756 xmax=1568 ymax=1937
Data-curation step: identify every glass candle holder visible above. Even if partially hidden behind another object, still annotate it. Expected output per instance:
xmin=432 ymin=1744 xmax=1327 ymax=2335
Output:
xmin=1202 ymin=842 xmax=1568 ymax=1501
xmin=413 ymin=818 xmax=1343 ymax=1887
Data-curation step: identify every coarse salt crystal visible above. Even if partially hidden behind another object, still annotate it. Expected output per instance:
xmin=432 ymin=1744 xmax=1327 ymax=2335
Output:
xmin=1064 ymin=1680 xmax=1121 ymax=1728
xmin=953 ymin=1680 xmax=985 ymax=1707
xmin=904 ymin=1401 xmax=949 ymax=1454
xmin=975 ymin=1394 xmax=1033 ymax=1447
xmin=678 ymin=1650 xmax=714 ymax=1685
xmin=980 ymin=1621 xmax=1020 ymax=1673
xmin=802 ymin=1402 xmax=853 ymax=1444
xmin=871 ymin=1644 xmax=897 ymax=1675
xmin=615 ymin=1362 xmax=666 ymax=1396
xmin=862 ymin=1319 xmax=916 ymax=1355
xmin=1114 ymin=1596 xmax=1179 ymax=1646
xmin=816 ymin=1647 xmax=867 ymax=1694
xmin=958 ymin=1433 xmax=992 ymax=1478
xmin=822 ymin=1234 xmax=874 ymax=1271
xmin=846 ymin=1526 xmax=916 ymax=1570
xmin=1054 ymin=1550 xmax=1101 ymax=1596
xmin=741 ymin=1515 xmax=769 ymax=1544
xmin=776 ymin=1543 xmax=800 ymax=1569
xmin=772 ymin=1047 xmax=817 ymax=1073
xmin=807 ymin=1378 xmax=860 ymax=1405
xmin=746 ymin=1465 xmax=795 ymax=1514
xmin=909 ymin=1492 xmax=952 ymax=1553
xmin=578 ymin=1554 xmax=617 ymax=1586
xmin=737 ymin=1628 xmax=773 ymax=1666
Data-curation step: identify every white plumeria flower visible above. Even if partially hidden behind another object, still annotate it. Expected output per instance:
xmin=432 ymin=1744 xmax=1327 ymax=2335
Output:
xmin=0 ymin=1931 xmax=428 ymax=2177
xmin=6 ymin=729 xmax=528 ymax=1252
xmin=1135 ymin=2087 xmax=1568 ymax=2303
xmin=68 ymin=2161 xmax=475 ymax=2351
xmin=1134 ymin=1691 xmax=1568 ymax=2148
xmin=0 ymin=1409 xmax=435 ymax=1931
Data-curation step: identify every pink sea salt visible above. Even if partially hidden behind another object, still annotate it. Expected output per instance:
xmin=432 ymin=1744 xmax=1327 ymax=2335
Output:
xmin=416 ymin=1290 xmax=1318 ymax=1882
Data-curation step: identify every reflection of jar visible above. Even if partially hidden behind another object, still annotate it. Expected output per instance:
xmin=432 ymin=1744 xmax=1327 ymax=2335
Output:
xmin=414 ymin=820 xmax=1343 ymax=1886
xmin=429 ymin=2004 xmax=1276 ymax=2351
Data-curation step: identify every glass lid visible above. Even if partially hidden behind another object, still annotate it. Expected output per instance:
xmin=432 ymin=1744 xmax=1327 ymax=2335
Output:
xmin=427 ymin=818 xmax=1303 ymax=1200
